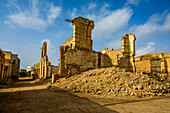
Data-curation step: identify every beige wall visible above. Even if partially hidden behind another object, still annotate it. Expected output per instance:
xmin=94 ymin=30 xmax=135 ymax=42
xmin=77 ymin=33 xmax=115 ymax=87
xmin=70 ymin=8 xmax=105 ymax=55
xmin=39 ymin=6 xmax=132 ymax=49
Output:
xmin=135 ymin=53 xmax=170 ymax=73
xmin=64 ymin=17 xmax=94 ymax=51
xmin=3 ymin=51 xmax=12 ymax=78
xmin=100 ymin=33 xmax=136 ymax=72
xmin=51 ymin=65 xmax=59 ymax=75
xmin=34 ymin=62 xmax=40 ymax=78
xmin=166 ymin=58 xmax=170 ymax=73
xmin=59 ymin=46 xmax=112 ymax=77
xmin=0 ymin=50 xmax=5 ymax=79
xmin=135 ymin=60 xmax=151 ymax=73
xmin=100 ymin=48 xmax=122 ymax=66
xmin=11 ymin=54 xmax=20 ymax=79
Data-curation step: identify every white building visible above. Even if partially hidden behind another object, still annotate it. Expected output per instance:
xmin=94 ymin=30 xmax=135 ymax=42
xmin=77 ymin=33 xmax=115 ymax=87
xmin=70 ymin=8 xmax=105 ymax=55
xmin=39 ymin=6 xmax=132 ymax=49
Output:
xmin=27 ymin=66 xmax=34 ymax=72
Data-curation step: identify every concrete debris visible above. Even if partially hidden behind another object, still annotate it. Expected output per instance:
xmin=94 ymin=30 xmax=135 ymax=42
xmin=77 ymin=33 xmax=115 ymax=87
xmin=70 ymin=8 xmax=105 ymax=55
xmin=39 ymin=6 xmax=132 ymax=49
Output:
xmin=54 ymin=67 xmax=170 ymax=97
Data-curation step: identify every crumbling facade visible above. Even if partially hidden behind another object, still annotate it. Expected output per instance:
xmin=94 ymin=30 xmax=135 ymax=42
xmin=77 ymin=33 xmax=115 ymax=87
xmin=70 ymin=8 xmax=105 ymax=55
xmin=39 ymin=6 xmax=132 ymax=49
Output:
xmin=11 ymin=54 xmax=20 ymax=79
xmin=59 ymin=17 xmax=112 ymax=77
xmin=0 ymin=51 xmax=20 ymax=79
xmin=100 ymin=33 xmax=136 ymax=72
xmin=58 ymin=16 xmax=170 ymax=76
xmin=135 ymin=53 xmax=170 ymax=73
xmin=39 ymin=42 xmax=51 ymax=79
xmin=3 ymin=51 xmax=13 ymax=78
xmin=34 ymin=42 xmax=59 ymax=79
xmin=0 ymin=50 xmax=5 ymax=79
xmin=64 ymin=17 xmax=94 ymax=50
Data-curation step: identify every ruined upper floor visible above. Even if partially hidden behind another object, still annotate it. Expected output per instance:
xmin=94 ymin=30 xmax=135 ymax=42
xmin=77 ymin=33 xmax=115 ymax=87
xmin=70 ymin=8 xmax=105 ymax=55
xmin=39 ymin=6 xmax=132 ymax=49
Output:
xmin=64 ymin=16 xmax=95 ymax=50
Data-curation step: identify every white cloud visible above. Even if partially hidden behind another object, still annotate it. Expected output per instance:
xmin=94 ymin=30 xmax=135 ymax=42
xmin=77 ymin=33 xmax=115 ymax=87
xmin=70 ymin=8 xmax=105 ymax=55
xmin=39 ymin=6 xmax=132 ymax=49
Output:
xmin=7 ymin=13 xmax=47 ymax=31
xmin=47 ymin=5 xmax=61 ymax=25
xmin=99 ymin=3 xmax=110 ymax=17
xmin=94 ymin=7 xmax=133 ymax=39
xmin=68 ymin=8 xmax=77 ymax=19
xmin=5 ymin=0 xmax=62 ymax=31
xmin=88 ymin=3 xmax=97 ymax=10
xmin=162 ymin=13 xmax=170 ymax=31
xmin=136 ymin=42 xmax=156 ymax=56
xmin=86 ymin=14 xmax=97 ymax=21
xmin=41 ymin=39 xmax=58 ymax=65
xmin=41 ymin=39 xmax=56 ymax=53
xmin=4 ymin=20 xmax=15 ymax=29
xmin=130 ymin=11 xmax=170 ymax=39
xmin=107 ymin=39 xmax=121 ymax=49
xmin=125 ymin=0 xmax=140 ymax=6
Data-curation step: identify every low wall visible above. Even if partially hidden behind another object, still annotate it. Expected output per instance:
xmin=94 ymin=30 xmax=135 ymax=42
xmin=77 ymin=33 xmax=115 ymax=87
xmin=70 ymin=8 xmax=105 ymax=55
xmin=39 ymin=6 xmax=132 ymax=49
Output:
xmin=59 ymin=46 xmax=112 ymax=77
xmin=166 ymin=58 xmax=170 ymax=73
xmin=135 ymin=60 xmax=151 ymax=73
xmin=135 ymin=53 xmax=170 ymax=73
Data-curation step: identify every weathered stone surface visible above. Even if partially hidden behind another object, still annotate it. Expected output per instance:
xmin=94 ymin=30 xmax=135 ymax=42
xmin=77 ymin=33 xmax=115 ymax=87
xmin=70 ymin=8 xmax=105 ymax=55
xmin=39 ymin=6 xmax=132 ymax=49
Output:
xmin=100 ymin=33 xmax=136 ymax=72
xmin=59 ymin=17 xmax=112 ymax=77
xmin=0 ymin=50 xmax=5 ymax=79
xmin=34 ymin=42 xmax=58 ymax=79
xmin=1 ymin=50 xmax=20 ymax=79
xmin=135 ymin=53 xmax=170 ymax=74
xmin=54 ymin=67 xmax=170 ymax=97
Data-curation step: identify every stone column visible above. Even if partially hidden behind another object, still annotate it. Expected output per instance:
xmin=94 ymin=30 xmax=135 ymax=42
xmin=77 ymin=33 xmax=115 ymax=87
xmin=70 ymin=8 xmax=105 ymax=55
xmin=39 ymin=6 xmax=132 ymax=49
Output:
xmin=160 ymin=54 xmax=167 ymax=73
xmin=44 ymin=60 xmax=47 ymax=79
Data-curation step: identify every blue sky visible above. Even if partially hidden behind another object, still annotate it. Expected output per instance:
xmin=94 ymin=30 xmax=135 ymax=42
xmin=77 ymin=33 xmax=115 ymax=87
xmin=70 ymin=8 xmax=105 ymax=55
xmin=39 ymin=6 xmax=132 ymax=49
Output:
xmin=0 ymin=0 xmax=170 ymax=69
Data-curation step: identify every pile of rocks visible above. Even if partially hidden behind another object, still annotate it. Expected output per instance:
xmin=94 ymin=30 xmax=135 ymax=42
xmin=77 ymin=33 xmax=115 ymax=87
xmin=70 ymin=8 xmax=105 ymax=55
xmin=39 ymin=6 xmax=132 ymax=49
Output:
xmin=54 ymin=67 xmax=170 ymax=97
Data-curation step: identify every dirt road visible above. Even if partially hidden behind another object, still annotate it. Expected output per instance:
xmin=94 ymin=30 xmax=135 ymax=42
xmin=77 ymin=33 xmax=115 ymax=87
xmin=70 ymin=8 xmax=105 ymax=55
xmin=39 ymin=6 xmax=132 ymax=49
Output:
xmin=0 ymin=78 xmax=117 ymax=113
xmin=0 ymin=78 xmax=170 ymax=113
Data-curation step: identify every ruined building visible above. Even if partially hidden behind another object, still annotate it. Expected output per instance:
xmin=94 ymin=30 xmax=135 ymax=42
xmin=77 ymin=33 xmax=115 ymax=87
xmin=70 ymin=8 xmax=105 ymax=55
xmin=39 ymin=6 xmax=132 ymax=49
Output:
xmin=0 ymin=50 xmax=20 ymax=79
xmin=34 ymin=42 xmax=58 ymax=78
xmin=39 ymin=42 xmax=51 ymax=78
xmin=59 ymin=17 xmax=113 ymax=77
xmin=0 ymin=50 xmax=5 ymax=79
xmin=135 ymin=53 xmax=170 ymax=73
xmin=11 ymin=54 xmax=20 ymax=79
xmin=100 ymin=33 xmax=136 ymax=72
xmin=58 ymin=16 xmax=170 ymax=77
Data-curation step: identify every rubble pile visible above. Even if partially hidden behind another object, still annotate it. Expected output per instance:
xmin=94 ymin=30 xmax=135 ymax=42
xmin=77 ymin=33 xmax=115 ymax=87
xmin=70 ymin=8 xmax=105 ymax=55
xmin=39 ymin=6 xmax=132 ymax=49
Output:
xmin=54 ymin=67 xmax=170 ymax=97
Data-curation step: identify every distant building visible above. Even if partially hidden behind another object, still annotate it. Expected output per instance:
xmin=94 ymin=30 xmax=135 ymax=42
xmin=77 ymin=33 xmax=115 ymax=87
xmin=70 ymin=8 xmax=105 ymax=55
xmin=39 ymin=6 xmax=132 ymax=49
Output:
xmin=0 ymin=49 xmax=5 ymax=79
xmin=3 ymin=51 xmax=13 ymax=78
xmin=12 ymin=54 xmax=20 ymax=79
xmin=27 ymin=66 xmax=34 ymax=72
xmin=34 ymin=42 xmax=58 ymax=79
xmin=1 ymin=51 xmax=20 ymax=79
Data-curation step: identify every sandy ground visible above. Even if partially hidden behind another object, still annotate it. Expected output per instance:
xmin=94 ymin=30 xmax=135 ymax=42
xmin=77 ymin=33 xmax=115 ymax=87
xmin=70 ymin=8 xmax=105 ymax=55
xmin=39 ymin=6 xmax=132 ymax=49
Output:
xmin=0 ymin=78 xmax=170 ymax=113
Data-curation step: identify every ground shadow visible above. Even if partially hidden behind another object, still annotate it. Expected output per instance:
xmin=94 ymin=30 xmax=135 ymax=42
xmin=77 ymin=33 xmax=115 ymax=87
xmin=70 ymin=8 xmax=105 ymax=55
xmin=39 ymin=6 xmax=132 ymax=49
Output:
xmin=104 ymin=95 xmax=170 ymax=106
xmin=0 ymin=86 xmax=119 ymax=113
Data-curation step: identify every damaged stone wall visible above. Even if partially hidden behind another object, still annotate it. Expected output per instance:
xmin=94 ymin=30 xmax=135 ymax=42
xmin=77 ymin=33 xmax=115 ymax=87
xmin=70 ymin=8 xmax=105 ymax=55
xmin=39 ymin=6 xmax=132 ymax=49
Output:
xmin=34 ymin=42 xmax=59 ymax=79
xmin=59 ymin=17 xmax=112 ymax=77
xmin=0 ymin=50 xmax=5 ymax=79
xmin=39 ymin=42 xmax=51 ymax=78
xmin=166 ymin=58 xmax=170 ymax=73
xmin=100 ymin=33 xmax=136 ymax=72
xmin=34 ymin=62 xmax=40 ymax=78
xmin=135 ymin=53 xmax=170 ymax=73
xmin=59 ymin=46 xmax=112 ymax=77
xmin=58 ymin=16 xmax=170 ymax=76
xmin=64 ymin=16 xmax=94 ymax=50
